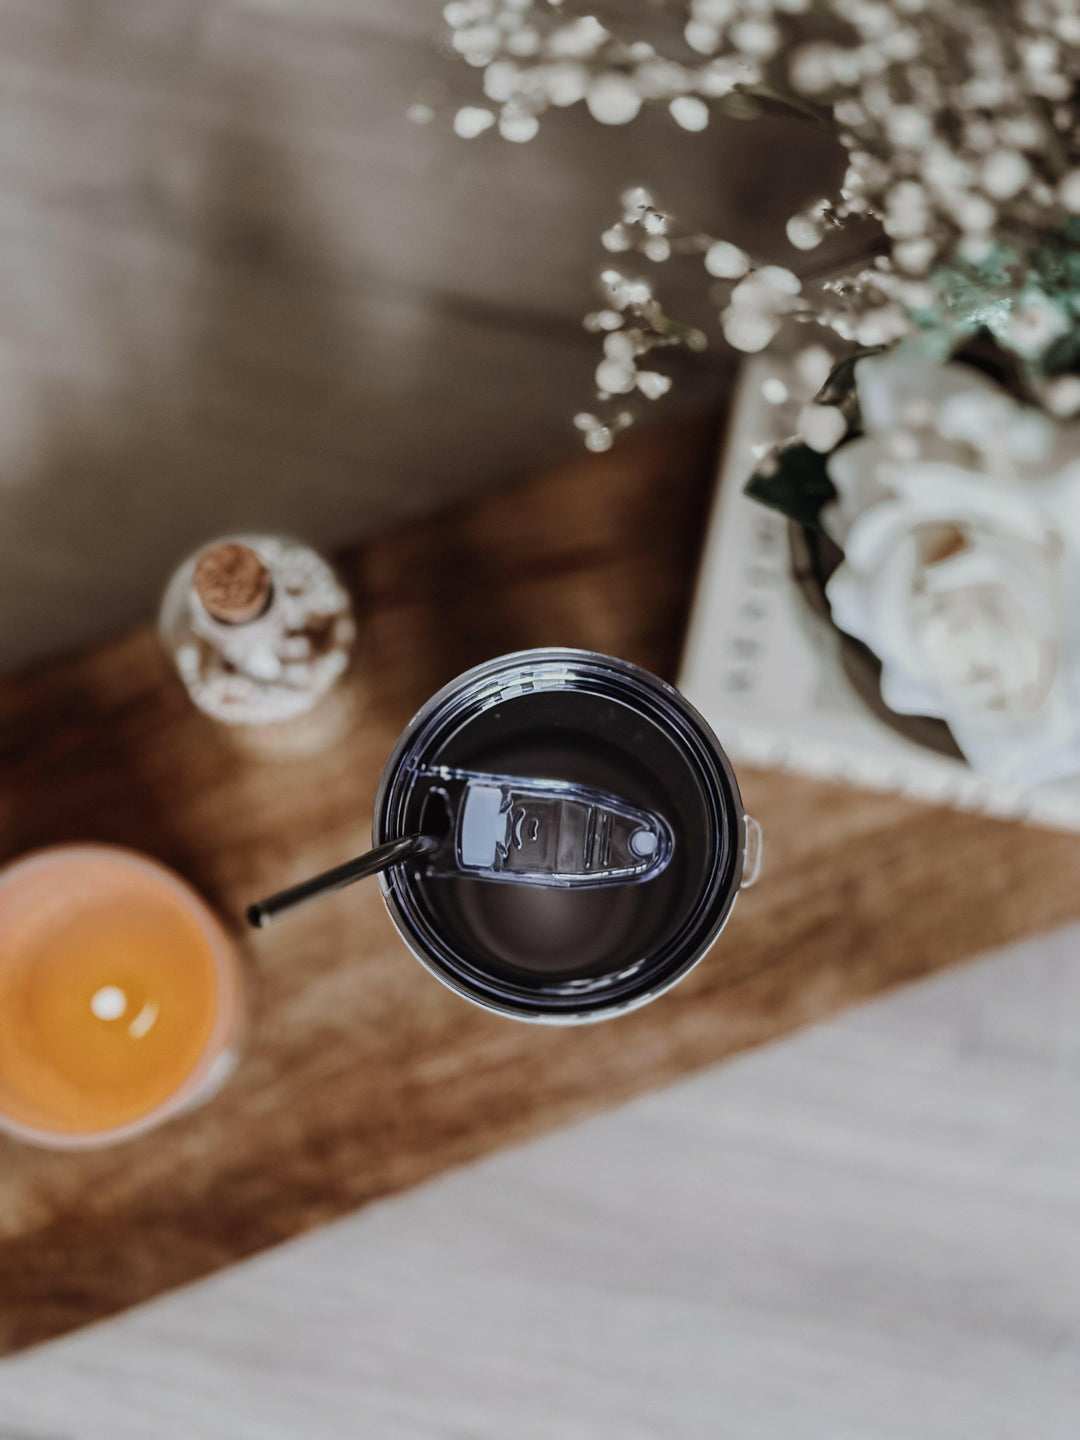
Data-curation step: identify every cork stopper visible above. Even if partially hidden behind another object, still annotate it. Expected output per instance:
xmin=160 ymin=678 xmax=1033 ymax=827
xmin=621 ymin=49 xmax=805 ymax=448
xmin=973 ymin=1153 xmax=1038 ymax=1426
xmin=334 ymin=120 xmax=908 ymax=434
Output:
xmin=192 ymin=543 xmax=273 ymax=625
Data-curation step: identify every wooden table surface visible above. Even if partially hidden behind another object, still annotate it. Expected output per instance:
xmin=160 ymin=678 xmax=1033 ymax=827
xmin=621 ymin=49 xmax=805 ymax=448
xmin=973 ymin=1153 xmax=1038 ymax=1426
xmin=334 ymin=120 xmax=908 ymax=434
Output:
xmin=3 ymin=416 xmax=1080 ymax=1357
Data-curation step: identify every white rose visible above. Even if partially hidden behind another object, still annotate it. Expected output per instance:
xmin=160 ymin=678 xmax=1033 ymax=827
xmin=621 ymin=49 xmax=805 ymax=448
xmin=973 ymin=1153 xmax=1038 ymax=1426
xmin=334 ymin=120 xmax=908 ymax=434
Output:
xmin=822 ymin=350 xmax=1080 ymax=786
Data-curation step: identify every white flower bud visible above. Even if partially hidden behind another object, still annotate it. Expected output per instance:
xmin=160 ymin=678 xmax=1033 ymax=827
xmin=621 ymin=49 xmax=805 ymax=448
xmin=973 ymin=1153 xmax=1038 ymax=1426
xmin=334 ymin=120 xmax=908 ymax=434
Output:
xmin=798 ymin=404 xmax=847 ymax=453
xmin=828 ymin=48 xmax=861 ymax=85
xmin=786 ymin=213 xmax=823 ymax=250
xmin=670 ymin=96 xmax=710 ymax=131
xmin=505 ymin=27 xmax=539 ymax=57
xmin=884 ymin=180 xmax=929 ymax=238
xmin=894 ymin=237 xmax=936 ymax=274
xmin=453 ymin=106 xmax=496 ymax=138
xmin=722 ymin=309 xmax=780 ymax=352
xmin=451 ymin=23 xmax=500 ymax=58
xmin=644 ymin=237 xmax=672 ymax=262
xmin=545 ymin=62 xmax=588 ymax=107
xmin=602 ymin=226 xmax=632 ymax=253
xmin=586 ymin=75 xmax=643 ymax=125
xmin=583 ymin=309 xmax=623 ymax=333
xmin=957 ymin=233 xmax=995 ymax=263
xmin=696 ymin=57 xmax=744 ymax=96
xmin=603 ymin=331 xmax=636 ymax=363
xmin=881 ymin=28 xmax=919 ymax=59
xmin=1059 ymin=170 xmax=1080 ymax=213
xmin=981 ymin=150 xmax=1030 ymax=199
xmin=788 ymin=43 xmax=835 ymax=94
xmin=887 ymin=106 xmax=932 ymax=148
xmin=730 ymin=19 xmax=779 ymax=58
xmin=684 ymin=20 xmax=719 ymax=55
xmin=483 ymin=60 xmax=519 ymax=102
xmin=704 ymin=240 xmax=750 ymax=278
xmin=548 ymin=15 xmax=608 ymax=58
xmin=596 ymin=359 xmax=637 ymax=395
xmin=621 ymin=186 xmax=654 ymax=215
xmin=921 ymin=145 xmax=972 ymax=194
xmin=499 ymin=110 xmax=539 ymax=142
xmin=633 ymin=58 xmax=691 ymax=99
xmin=952 ymin=192 xmax=997 ymax=234
xmin=855 ymin=310 xmax=910 ymax=346
xmin=1046 ymin=375 xmax=1080 ymax=417
xmin=762 ymin=377 xmax=789 ymax=404
xmin=730 ymin=274 xmax=770 ymax=309
xmin=834 ymin=100 xmax=865 ymax=127
xmin=637 ymin=371 xmax=673 ymax=400
xmin=694 ymin=0 xmax=736 ymax=21
xmin=758 ymin=265 xmax=801 ymax=296
xmin=1022 ymin=36 xmax=1059 ymax=72
xmin=795 ymin=345 xmax=834 ymax=392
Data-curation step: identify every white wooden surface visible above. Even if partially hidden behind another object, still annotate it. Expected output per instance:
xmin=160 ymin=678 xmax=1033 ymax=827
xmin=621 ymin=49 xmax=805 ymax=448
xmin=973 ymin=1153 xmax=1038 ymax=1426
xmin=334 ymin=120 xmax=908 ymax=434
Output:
xmin=1 ymin=924 xmax=1079 ymax=1440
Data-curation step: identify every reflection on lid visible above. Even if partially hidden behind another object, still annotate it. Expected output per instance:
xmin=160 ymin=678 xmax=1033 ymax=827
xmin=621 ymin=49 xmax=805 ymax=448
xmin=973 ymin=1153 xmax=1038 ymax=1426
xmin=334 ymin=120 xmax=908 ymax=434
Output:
xmin=413 ymin=767 xmax=674 ymax=889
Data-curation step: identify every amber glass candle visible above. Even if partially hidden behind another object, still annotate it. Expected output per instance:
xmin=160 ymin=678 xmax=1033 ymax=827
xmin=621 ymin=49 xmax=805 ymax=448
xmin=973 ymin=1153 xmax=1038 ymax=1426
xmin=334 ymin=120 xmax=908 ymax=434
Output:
xmin=0 ymin=846 xmax=242 ymax=1148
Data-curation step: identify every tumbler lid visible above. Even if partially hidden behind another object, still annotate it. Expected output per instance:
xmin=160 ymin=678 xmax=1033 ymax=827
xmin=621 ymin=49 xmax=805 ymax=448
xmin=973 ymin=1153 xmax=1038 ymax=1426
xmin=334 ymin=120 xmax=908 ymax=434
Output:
xmin=374 ymin=648 xmax=752 ymax=1023
xmin=414 ymin=766 xmax=674 ymax=888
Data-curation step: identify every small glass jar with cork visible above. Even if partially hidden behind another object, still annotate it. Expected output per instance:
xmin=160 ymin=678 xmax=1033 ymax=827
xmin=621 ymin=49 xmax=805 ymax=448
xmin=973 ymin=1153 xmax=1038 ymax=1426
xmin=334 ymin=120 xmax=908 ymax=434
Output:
xmin=159 ymin=534 xmax=355 ymax=734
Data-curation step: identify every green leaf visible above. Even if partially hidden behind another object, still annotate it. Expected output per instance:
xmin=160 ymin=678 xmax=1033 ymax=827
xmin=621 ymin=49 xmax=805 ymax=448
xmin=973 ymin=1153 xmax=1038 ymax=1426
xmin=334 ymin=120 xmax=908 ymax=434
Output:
xmin=1041 ymin=326 xmax=1080 ymax=377
xmin=815 ymin=346 xmax=884 ymax=407
xmin=745 ymin=442 xmax=837 ymax=531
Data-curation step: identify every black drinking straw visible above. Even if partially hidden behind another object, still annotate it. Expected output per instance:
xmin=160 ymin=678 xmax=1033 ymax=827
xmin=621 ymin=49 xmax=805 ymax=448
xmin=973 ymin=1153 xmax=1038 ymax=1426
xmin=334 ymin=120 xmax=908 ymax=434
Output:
xmin=247 ymin=834 xmax=437 ymax=928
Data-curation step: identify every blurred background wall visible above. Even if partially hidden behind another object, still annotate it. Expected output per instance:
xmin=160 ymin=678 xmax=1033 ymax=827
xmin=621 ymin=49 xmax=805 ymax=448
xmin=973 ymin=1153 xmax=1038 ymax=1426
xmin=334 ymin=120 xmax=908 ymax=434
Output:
xmin=0 ymin=0 xmax=842 ymax=671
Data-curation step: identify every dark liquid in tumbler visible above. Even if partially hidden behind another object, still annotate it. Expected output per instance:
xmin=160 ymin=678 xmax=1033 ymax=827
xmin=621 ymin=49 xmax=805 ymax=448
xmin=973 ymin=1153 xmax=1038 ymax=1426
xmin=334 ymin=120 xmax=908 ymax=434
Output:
xmin=403 ymin=689 xmax=715 ymax=985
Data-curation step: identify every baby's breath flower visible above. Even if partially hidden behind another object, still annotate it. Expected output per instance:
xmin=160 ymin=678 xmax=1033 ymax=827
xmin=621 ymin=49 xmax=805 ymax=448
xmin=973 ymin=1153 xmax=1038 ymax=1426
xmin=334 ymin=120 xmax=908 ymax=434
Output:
xmin=586 ymin=74 xmax=642 ymax=124
xmin=1046 ymin=376 xmax=1080 ymax=419
xmin=1059 ymin=171 xmax=1080 ymax=213
xmin=685 ymin=21 xmax=719 ymax=55
xmin=637 ymin=371 xmax=673 ymax=399
xmin=601 ymin=225 xmax=632 ymax=253
xmin=499 ymin=107 xmax=540 ymax=141
xmin=723 ymin=309 xmax=780 ymax=352
xmin=981 ymin=150 xmax=1031 ymax=200
xmin=670 ymin=95 xmax=710 ymax=130
xmin=453 ymin=105 xmax=496 ymax=137
xmin=703 ymin=240 xmax=750 ymax=278
xmin=438 ymin=0 xmax=1080 ymax=446
xmin=798 ymin=402 xmax=848 ymax=452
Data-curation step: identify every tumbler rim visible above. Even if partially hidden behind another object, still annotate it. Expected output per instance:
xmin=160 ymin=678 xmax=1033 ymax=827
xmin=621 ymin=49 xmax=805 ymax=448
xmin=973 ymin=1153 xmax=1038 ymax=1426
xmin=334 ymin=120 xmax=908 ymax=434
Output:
xmin=375 ymin=648 xmax=747 ymax=1024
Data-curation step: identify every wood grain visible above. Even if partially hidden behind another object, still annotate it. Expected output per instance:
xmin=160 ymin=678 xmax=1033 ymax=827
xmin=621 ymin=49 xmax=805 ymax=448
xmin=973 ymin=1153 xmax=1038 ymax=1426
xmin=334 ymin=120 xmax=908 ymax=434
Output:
xmin=2 ymin=416 xmax=1080 ymax=1356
